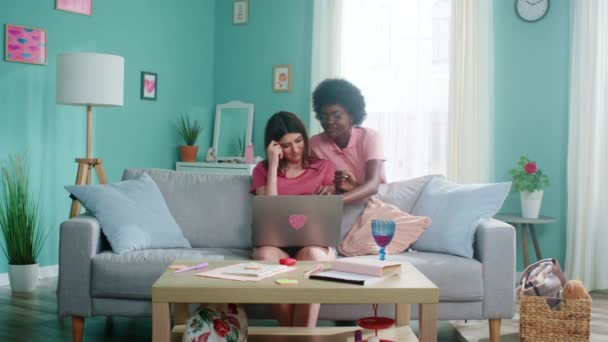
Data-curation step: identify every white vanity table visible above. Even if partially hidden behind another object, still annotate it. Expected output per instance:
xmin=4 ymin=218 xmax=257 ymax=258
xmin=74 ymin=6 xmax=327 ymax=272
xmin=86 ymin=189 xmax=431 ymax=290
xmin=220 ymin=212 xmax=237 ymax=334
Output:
xmin=175 ymin=162 xmax=255 ymax=175
xmin=176 ymin=100 xmax=256 ymax=176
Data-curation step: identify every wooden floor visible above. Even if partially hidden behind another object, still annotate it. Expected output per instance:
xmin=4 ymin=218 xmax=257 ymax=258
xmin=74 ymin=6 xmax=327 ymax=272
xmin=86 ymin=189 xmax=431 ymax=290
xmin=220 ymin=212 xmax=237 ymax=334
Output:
xmin=0 ymin=277 xmax=606 ymax=341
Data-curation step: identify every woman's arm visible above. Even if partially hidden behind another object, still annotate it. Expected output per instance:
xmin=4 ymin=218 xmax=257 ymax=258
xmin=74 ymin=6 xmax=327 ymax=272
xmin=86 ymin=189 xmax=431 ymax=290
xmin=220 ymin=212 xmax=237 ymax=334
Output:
xmin=256 ymin=140 xmax=282 ymax=196
xmin=341 ymin=159 xmax=383 ymax=204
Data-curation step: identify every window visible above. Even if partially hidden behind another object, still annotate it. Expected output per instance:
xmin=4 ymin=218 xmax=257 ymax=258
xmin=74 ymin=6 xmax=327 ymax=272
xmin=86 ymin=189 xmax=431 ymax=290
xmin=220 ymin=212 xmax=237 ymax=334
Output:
xmin=339 ymin=0 xmax=451 ymax=181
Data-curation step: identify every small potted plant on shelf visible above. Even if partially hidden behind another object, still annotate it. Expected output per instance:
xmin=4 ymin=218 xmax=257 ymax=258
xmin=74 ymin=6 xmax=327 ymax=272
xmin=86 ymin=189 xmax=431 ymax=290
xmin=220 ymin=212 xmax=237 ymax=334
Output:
xmin=509 ymin=156 xmax=550 ymax=218
xmin=0 ymin=155 xmax=47 ymax=293
xmin=177 ymin=114 xmax=202 ymax=162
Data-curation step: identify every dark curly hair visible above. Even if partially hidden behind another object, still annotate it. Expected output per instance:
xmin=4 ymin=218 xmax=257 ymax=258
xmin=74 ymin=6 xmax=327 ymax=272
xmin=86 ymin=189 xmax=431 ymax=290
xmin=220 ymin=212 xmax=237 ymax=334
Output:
xmin=312 ymin=78 xmax=367 ymax=126
xmin=263 ymin=111 xmax=311 ymax=171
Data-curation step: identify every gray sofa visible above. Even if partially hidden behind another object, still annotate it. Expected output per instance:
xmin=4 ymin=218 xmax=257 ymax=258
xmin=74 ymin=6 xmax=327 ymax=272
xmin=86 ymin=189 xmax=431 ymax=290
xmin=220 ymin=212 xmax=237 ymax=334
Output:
xmin=58 ymin=168 xmax=515 ymax=340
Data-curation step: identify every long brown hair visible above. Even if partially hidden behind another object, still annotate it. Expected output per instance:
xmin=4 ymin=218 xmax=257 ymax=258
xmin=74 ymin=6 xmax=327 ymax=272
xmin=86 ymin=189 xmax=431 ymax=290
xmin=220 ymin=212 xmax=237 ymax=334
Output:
xmin=263 ymin=111 xmax=312 ymax=173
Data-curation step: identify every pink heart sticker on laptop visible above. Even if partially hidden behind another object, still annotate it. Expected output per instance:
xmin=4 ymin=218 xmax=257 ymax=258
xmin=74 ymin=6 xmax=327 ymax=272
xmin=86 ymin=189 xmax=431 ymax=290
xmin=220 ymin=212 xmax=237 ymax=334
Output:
xmin=288 ymin=214 xmax=307 ymax=230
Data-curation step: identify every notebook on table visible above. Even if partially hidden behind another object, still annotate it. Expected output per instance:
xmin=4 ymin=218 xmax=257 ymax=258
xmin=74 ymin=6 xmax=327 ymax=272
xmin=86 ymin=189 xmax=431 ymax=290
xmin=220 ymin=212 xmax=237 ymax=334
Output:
xmin=252 ymin=195 xmax=343 ymax=247
xmin=309 ymin=270 xmax=398 ymax=286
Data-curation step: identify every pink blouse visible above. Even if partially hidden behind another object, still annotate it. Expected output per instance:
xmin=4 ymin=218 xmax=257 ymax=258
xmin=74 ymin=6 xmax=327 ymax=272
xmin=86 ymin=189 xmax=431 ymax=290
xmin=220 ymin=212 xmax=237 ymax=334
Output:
xmin=250 ymin=159 xmax=335 ymax=195
xmin=310 ymin=127 xmax=386 ymax=184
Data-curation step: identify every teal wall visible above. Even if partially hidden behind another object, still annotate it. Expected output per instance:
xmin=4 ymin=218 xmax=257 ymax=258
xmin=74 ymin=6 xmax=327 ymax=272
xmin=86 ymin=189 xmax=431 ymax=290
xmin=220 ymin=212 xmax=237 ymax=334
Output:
xmin=0 ymin=0 xmax=215 ymax=273
xmin=494 ymin=1 xmax=571 ymax=271
xmin=213 ymin=0 xmax=313 ymax=156
xmin=1 ymin=0 xmax=572 ymax=276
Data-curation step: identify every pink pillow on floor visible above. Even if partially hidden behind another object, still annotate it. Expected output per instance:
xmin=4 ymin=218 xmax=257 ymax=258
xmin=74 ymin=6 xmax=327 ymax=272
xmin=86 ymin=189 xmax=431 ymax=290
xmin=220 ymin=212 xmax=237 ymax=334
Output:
xmin=339 ymin=197 xmax=431 ymax=257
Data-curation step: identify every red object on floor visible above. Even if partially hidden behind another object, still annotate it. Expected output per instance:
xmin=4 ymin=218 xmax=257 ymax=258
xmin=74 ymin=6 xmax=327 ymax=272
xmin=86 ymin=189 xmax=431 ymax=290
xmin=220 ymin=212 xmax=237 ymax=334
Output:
xmin=279 ymin=258 xmax=296 ymax=266
xmin=357 ymin=304 xmax=395 ymax=342
xmin=356 ymin=316 xmax=395 ymax=330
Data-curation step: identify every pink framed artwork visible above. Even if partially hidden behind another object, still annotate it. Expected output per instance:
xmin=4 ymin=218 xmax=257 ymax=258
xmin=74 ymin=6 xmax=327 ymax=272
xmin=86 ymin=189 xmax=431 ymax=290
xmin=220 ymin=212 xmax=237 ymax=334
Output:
xmin=141 ymin=72 xmax=157 ymax=100
xmin=273 ymin=65 xmax=292 ymax=92
xmin=5 ymin=24 xmax=47 ymax=65
xmin=56 ymin=0 xmax=92 ymax=16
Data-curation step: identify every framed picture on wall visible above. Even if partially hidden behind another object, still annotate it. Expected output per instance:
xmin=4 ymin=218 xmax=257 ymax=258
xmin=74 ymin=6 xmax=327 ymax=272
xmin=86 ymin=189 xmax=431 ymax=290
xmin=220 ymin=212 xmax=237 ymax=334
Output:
xmin=56 ymin=0 xmax=93 ymax=16
xmin=5 ymin=24 xmax=47 ymax=65
xmin=273 ymin=65 xmax=292 ymax=92
xmin=141 ymin=72 xmax=157 ymax=100
xmin=233 ymin=0 xmax=248 ymax=25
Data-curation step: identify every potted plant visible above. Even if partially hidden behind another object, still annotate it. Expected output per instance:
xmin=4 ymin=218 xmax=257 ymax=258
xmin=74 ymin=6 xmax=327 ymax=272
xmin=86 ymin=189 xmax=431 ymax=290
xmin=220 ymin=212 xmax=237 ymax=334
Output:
xmin=177 ymin=114 xmax=202 ymax=162
xmin=0 ymin=155 xmax=46 ymax=293
xmin=509 ymin=156 xmax=550 ymax=218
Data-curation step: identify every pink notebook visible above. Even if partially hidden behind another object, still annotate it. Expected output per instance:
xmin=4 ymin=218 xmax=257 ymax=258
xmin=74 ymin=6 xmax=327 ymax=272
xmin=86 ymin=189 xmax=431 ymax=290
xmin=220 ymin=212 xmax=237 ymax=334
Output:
xmin=332 ymin=258 xmax=401 ymax=277
xmin=196 ymin=263 xmax=297 ymax=282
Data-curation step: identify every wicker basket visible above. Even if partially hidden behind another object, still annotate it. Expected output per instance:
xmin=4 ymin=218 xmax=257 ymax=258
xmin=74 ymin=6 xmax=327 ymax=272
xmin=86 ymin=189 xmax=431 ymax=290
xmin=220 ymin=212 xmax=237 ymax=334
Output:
xmin=519 ymin=294 xmax=591 ymax=342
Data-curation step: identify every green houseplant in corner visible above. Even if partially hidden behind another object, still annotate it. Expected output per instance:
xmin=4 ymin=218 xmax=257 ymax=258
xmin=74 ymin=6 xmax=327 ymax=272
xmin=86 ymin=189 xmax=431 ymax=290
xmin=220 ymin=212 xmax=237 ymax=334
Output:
xmin=509 ymin=156 xmax=550 ymax=218
xmin=177 ymin=114 xmax=202 ymax=162
xmin=0 ymin=155 xmax=46 ymax=293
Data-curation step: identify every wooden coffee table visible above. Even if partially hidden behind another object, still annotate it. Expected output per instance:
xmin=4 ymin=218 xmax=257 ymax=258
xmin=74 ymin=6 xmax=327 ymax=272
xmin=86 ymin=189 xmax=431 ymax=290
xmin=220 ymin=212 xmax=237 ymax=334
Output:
xmin=152 ymin=260 xmax=439 ymax=342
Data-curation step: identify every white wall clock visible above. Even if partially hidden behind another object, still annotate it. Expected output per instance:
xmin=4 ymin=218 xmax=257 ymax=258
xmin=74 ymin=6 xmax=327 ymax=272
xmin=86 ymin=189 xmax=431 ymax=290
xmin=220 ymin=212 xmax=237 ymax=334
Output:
xmin=516 ymin=0 xmax=550 ymax=22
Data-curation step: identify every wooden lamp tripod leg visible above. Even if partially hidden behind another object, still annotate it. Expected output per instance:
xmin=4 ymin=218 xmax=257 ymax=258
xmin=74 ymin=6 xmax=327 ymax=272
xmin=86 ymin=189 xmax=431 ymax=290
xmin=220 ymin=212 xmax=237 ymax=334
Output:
xmin=69 ymin=162 xmax=89 ymax=218
xmin=69 ymin=159 xmax=107 ymax=218
xmin=69 ymin=106 xmax=108 ymax=218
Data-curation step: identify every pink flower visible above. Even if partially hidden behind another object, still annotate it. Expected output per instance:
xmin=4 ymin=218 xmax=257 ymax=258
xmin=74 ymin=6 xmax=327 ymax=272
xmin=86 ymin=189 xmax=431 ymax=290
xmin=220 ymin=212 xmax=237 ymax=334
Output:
xmin=524 ymin=162 xmax=537 ymax=174
xmin=213 ymin=318 xmax=230 ymax=337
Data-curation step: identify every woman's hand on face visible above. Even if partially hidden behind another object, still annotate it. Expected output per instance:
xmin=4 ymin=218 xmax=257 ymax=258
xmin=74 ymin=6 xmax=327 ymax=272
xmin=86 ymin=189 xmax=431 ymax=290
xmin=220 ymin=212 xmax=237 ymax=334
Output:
xmin=334 ymin=170 xmax=357 ymax=193
xmin=314 ymin=184 xmax=336 ymax=195
xmin=267 ymin=140 xmax=283 ymax=167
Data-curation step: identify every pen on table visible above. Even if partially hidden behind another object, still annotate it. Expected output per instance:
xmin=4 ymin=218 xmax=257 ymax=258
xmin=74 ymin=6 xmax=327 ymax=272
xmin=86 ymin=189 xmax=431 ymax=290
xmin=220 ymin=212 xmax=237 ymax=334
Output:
xmin=304 ymin=264 xmax=323 ymax=278
xmin=175 ymin=262 xmax=209 ymax=273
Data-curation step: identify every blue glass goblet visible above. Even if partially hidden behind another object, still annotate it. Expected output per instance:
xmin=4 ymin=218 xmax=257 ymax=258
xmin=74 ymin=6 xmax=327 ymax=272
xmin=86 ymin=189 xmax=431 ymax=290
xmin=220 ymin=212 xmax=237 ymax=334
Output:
xmin=371 ymin=219 xmax=396 ymax=261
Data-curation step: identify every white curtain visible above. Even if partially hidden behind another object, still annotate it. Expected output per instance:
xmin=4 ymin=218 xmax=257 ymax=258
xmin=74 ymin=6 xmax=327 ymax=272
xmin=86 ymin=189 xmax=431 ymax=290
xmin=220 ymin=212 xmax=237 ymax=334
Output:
xmin=566 ymin=0 xmax=608 ymax=291
xmin=338 ymin=0 xmax=452 ymax=181
xmin=447 ymin=0 xmax=494 ymax=183
xmin=309 ymin=0 xmax=343 ymax=136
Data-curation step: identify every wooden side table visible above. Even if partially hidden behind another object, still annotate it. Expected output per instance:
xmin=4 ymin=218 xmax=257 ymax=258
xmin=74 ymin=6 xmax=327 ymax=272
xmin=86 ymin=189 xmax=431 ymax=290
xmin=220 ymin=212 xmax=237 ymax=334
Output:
xmin=494 ymin=214 xmax=556 ymax=268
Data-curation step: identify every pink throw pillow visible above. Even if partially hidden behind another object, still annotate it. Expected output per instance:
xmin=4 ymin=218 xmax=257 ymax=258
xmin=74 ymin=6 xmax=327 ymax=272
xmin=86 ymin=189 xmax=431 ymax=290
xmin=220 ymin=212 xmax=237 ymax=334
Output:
xmin=339 ymin=197 xmax=431 ymax=257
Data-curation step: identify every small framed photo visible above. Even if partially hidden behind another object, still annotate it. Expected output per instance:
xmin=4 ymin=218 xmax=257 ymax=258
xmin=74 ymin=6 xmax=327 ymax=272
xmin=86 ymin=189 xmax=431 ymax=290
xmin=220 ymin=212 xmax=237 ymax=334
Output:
xmin=55 ymin=0 xmax=92 ymax=16
xmin=5 ymin=24 xmax=47 ymax=65
xmin=141 ymin=72 xmax=157 ymax=100
xmin=273 ymin=65 xmax=292 ymax=92
xmin=233 ymin=0 xmax=249 ymax=25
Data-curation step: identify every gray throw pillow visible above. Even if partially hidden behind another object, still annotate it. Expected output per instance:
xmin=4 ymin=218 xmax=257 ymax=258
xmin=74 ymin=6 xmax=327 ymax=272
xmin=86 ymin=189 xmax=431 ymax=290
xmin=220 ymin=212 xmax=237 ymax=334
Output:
xmin=65 ymin=173 xmax=191 ymax=254
xmin=376 ymin=174 xmax=439 ymax=212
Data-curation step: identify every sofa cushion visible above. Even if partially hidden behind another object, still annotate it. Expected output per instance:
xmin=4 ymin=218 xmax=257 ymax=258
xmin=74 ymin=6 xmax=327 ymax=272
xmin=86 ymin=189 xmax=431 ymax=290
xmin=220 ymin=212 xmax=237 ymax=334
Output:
xmin=339 ymin=197 xmax=431 ymax=256
xmin=339 ymin=175 xmax=437 ymax=243
xmin=91 ymin=248 xmax=252 ymax=299
xmin=65 ymin=173 xmax=191 ymax=254
xmin=376 ymin=174 xmax=438 ymax=212
xmin=411 ymin=177 xmax=511 ymax=258
xmin=344 ymin=253 xmax=483 ymax=301
xmin=122 ymin=168 xmax=253 ymax=249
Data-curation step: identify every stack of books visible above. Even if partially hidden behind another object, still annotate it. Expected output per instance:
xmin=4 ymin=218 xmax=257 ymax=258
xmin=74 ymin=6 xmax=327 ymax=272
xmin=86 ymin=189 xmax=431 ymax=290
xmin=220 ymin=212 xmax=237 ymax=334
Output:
xmin=309 ymin=258 xmax=402 ymax=286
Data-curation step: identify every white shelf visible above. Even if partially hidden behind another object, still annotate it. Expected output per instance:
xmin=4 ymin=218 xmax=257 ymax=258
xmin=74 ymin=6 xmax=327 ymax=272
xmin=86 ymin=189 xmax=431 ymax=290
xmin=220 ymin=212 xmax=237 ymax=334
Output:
xmin=175 ymin=162 xmax=255 ymax=175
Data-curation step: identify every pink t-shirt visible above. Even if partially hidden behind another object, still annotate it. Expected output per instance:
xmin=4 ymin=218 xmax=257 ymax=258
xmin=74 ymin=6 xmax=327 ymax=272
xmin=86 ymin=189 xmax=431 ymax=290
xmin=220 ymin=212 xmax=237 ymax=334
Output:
xmin=310 ymin=127 xmax=386 ymax=184
xmin=250 ymin=159 xmax=335 ymax=195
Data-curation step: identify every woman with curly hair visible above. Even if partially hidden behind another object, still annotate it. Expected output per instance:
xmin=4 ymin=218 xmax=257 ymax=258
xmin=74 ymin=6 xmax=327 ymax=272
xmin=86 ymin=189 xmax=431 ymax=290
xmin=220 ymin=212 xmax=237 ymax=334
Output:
xmin=311 ymin=78 xmax=386 ymax=204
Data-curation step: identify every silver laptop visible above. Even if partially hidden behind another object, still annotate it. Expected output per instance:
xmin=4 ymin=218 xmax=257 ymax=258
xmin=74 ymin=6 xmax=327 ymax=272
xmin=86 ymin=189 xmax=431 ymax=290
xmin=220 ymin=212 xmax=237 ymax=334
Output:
xmin=252 ymin=196 xmax=343 ymax=247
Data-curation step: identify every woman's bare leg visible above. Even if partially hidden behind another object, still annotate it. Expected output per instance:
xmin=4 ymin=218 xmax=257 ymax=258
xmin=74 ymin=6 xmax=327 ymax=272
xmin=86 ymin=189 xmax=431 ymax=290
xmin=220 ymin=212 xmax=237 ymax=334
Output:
xmin=292 ymin=246 xmax=337 ymax=327
xmin=252 ymin=246 xmax=293 ymax=326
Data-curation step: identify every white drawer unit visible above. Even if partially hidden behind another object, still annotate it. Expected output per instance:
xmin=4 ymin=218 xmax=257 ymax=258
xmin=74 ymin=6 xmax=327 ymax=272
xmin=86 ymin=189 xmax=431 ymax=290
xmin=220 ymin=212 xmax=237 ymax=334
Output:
xmin=175 ymin=162 xmax=255 ymax=175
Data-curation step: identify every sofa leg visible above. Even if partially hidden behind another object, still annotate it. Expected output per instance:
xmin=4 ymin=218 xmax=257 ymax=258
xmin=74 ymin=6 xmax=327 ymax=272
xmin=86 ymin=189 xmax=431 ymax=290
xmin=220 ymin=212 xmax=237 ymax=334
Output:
xmin=72 ymin=316 xmax=84 ymax=342
xmin=489 ymin=318 xmax=501 ymax=342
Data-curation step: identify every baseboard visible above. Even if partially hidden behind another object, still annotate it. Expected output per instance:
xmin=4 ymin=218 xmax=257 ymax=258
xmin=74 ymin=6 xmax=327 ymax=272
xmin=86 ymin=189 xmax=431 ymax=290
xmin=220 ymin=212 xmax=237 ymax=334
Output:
xmin=0 ymin=264 xmax=59 ymax=287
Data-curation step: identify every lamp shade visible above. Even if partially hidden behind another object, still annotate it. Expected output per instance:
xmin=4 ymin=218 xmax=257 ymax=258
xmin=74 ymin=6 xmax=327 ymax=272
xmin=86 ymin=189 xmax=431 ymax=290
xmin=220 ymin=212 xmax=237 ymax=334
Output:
xmin=56 ymin=53 xmax=124 ymax=106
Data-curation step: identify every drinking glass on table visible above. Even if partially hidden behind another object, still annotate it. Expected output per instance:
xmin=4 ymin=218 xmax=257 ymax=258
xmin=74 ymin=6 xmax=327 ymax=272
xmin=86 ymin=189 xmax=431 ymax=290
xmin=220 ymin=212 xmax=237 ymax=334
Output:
xmin=371 ymin=219 xmax=395 ymax=261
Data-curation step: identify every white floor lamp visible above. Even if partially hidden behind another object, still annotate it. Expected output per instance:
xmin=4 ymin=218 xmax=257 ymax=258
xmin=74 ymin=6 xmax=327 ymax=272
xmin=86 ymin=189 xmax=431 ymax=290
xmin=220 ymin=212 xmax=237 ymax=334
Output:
xmin=56 ymin=52 xmax=124 ymax=218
